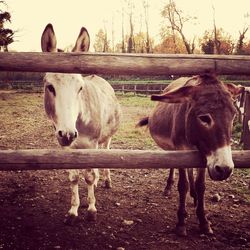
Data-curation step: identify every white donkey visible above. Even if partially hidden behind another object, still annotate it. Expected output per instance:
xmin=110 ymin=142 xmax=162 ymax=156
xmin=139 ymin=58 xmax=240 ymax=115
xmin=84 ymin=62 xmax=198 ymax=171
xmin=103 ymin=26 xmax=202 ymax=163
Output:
xmin=41 ymin=23 xmax=121 ymax=223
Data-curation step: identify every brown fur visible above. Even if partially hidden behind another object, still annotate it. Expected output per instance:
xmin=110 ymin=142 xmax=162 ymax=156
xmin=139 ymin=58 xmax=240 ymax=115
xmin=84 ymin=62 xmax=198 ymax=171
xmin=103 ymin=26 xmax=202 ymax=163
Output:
xmin=138 ymin=74 xmax=243 ymax=236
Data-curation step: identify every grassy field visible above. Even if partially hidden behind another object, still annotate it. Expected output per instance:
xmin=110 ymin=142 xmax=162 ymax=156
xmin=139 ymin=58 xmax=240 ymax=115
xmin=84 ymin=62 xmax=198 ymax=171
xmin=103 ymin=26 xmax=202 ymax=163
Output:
xmin=0 ymin=90 xmax=245 ymax=150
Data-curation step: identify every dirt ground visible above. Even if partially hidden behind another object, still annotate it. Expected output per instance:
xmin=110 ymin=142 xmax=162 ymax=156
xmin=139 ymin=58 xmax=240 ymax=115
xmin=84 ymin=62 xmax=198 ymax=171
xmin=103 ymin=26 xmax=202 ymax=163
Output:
xmin=0 ymin=91 xmax=249 ymax=250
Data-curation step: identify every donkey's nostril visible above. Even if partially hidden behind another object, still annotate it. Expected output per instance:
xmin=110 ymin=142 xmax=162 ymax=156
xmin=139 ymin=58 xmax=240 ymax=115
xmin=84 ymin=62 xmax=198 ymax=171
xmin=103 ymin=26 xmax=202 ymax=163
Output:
xmin=215 ymin=165 xmax=224 ymax=174
xmin=58 ymin=130 xmax=63 ymax=137
xmin=214 ymin=165 xmax=232 ymax=180
xmin=57 ymin=130 xmax=77 ymax=146
xmin=68 ymin=131 xmax=77 ymax=141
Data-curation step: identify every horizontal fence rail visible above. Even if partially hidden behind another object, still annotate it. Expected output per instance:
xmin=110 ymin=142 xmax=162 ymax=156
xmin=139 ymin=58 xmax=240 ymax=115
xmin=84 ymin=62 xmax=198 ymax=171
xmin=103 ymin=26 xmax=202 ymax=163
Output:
xmin=0 ymin=149 xmax=249 ymax=171
xmin=1 ymin=52 xmax=250 ymax=75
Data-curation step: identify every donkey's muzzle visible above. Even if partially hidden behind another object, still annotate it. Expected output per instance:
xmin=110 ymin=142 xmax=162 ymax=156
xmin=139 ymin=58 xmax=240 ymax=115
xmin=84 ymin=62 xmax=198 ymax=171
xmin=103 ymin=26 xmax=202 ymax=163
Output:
xmin=57 ymin=130 xmax=78 ymax=146
xmin=208 ymin=165 xmax=233 ymax=181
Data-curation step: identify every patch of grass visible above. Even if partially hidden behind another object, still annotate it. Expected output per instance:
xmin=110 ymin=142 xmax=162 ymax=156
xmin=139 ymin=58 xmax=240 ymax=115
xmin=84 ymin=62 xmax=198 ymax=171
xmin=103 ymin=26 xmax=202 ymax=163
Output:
xmin=112 ymin=120 xmax=157 ymax=150
xmin=117 ymin=94 xmax=155 ymax=108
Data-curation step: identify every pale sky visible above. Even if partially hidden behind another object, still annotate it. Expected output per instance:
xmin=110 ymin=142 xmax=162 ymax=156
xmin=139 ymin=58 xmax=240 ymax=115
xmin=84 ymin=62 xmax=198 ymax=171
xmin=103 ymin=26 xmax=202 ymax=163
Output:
xmin=4 ymin=0 xmax=250 ymax=52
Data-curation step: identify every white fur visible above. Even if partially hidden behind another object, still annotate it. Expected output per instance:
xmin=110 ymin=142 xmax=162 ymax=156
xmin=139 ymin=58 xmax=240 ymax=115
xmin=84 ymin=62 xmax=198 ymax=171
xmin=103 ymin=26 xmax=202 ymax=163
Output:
xmin=42 ymin=24 xmax=120 ymax=223
xmin=206 ymin=145 xmax=234 ymax=180
xmin=45 ymin=73 xmax=87 ymax=137
xmin=44 ymin=72 xmax=120 ymax=220
xmin=68 ymin=170 xmax=80 ymax=216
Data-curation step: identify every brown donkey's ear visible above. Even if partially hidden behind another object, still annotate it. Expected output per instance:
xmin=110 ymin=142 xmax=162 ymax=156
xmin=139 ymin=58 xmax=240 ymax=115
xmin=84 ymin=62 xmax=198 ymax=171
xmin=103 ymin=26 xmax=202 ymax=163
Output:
xmin=151 ymin=85 xmax=196 ymax=103
xmin=72 ymin=27 xmax=90 ymax=52
xmin=224 ymin=83 xmax=244 ymax=98
xmin=41 ymin=23 xmax=57 ymax=52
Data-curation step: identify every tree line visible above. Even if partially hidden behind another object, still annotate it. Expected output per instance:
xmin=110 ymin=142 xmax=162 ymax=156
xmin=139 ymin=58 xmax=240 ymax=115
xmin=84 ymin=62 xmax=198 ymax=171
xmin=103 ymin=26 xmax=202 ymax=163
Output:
xmin=0 ymin=0 xmax=250 ymax=55
xmin=93 ymin=0 xmax=250 ymax=55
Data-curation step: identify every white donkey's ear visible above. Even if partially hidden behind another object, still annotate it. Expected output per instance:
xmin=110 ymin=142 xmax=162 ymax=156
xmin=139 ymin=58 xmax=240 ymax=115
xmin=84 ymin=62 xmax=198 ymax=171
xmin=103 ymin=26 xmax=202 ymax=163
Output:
xmin=41 ymin=23 xmax=57 ymax=52
xmin=72 ymin=27 xmax=90 ymax=52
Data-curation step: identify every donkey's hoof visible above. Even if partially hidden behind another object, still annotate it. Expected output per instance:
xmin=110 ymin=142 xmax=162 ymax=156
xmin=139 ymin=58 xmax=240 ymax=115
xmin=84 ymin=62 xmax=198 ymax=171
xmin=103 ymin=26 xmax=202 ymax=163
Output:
xmin=64 ymin=214 xmax=79 ymax=226
xmin=200 ymin=223 xmax=214 ymax=235
xmin=86 ymin=210 xmax=97 ymax=222
xmin=104 ymin=180 xmax=112 ymax=189
xmin=176 ymin=225 xmax=187 ymax=236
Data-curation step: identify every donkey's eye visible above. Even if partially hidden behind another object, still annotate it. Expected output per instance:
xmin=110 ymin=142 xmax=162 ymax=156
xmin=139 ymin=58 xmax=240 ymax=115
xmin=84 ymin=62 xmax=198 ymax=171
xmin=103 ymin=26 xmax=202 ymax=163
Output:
xmin=198 ymin=114 xmax=213 ymax=128
xmin=47 ymin=84 xmax=56 ymax=96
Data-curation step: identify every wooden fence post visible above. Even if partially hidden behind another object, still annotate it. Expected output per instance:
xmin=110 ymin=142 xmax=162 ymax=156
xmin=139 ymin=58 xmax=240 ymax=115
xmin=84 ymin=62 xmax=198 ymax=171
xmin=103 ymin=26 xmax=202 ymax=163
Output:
xmin=122 ymin=84 xmax=125 ymax=95
xmin=146 ymin=84 xmax=149 ymax=96
xmin=242 ymin=90 xmax=250 ymax=149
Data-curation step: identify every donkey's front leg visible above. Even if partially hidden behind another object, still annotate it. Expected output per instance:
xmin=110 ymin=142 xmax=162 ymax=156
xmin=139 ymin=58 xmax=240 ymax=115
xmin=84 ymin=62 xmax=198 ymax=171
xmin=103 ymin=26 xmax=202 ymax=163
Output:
xmin=84 ymin=168 xmax=99 ymax=221
xmin=103 ymin=169 xmax=112 ymax=188
xmin=102 ymin=137 xmax=112 ymax=188
xmin=188 ymin=168 xmax=197 ymax=206
xmin=195 ymin=168 xmax=213 ymax=234
xmin=176 ymin=168 xmax=189 ymax=236
xmin=64 ymin=170 xmax=80 ymax=225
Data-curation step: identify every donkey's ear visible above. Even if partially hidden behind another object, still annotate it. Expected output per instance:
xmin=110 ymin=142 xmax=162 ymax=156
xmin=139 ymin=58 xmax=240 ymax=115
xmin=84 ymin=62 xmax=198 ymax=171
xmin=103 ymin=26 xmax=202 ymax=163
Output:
xmin=224 ymin=83 xmax=244 ymax=97
xmin=41 ymin=23 xmax=57 ymax=52
xmin=72 ymin=27 xmax=90 ymax=52
xmin=151 ymin=86 xmax=196 ymax=103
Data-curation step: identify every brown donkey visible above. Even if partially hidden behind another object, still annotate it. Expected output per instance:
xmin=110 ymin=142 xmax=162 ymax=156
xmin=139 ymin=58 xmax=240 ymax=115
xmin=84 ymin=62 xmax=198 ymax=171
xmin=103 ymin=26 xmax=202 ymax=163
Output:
xmin=138 ymin=74 xmax=243 ymax=236
xmin=41 ymin=24 xmax=121 ymax=223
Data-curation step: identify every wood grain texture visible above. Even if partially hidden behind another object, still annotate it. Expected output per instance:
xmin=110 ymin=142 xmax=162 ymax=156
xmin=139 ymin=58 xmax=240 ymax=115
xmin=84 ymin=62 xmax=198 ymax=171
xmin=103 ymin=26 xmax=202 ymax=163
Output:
xmin=0 ymin=149 xmax=249 ymax=171
xmin=1 ymin=52 xmax=250 ymax=75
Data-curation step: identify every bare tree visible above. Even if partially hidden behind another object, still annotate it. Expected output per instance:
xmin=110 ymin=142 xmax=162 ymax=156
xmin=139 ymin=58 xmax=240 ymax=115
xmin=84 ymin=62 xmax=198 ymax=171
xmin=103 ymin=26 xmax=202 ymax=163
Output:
xmin=161 ymin=0 xmax=196 ymax=54
xmin=212 ymin=5 xmax=221 ymax=54
xmin=111 ymin=15 xmax=115 ymax=52
xmin=143 ymin=0 xmax=151 ymax=53
xmin=0 ymin=1 xmax=14 ymax=51
xmin=127 ymin=0 xmax=135 ymax=53
xmin=103 ymin=20 xmax=109 ymax=52
xmin=121 ymin=6 xmax=126 ymax=53
xmin=235 ymin=27 xmax=248 ymax=54
xmin=235 ymin=13 xmax=249 ymax=54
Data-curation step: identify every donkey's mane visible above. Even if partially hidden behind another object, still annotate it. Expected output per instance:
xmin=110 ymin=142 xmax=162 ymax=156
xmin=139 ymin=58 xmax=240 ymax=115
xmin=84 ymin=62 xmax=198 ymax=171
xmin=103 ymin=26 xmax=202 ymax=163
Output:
xmin=197 ymin=74 xmax=221 ymax=85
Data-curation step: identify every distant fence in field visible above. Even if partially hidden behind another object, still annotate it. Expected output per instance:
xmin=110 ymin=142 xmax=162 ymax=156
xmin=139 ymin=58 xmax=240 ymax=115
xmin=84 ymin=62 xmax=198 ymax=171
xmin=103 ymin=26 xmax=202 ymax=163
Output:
xmin=1 ymin=80 xmax=250 ymax=96
xmin=0 ymin=80 xmax=168 ymax=95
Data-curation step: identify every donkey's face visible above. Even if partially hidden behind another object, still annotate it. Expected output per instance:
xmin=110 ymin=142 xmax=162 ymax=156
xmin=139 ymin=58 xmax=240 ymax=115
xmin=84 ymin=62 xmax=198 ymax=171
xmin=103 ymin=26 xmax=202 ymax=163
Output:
xmin=41 ymin=23 xmax=90 ymax=146
xmin=188 ymin=85 xmax=237 ymax=181
xmin=44 ymin=73 xmax=84 ymax=146
xmin=151 ymin=76 xmax=243 ymax=181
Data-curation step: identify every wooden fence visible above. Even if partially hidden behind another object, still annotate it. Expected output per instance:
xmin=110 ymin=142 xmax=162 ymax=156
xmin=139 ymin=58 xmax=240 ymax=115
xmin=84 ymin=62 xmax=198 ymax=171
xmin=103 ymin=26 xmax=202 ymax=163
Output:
xmin=0 ymin=149 xmax=249 ymax=170
xmin=1 ymin=52 xmax=250 ymax=75
xmin=0 ymin=52 xmax=250 ymax=170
